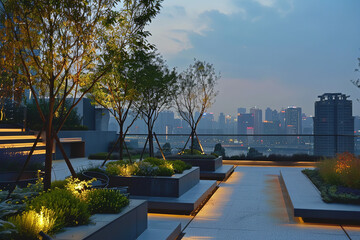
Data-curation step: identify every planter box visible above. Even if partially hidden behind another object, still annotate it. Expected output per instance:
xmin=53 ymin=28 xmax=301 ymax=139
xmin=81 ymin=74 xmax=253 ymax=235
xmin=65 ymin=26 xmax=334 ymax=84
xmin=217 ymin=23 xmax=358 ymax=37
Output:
xmin=280 ymin=169 xmax=360 ymax=222
xmin=108 ymin=167 xmax=200 ymax=198
xmin=54 ymin=199 xmax=148 ymax=240
xmin=168 ymin=156 xmax=222 ymax=172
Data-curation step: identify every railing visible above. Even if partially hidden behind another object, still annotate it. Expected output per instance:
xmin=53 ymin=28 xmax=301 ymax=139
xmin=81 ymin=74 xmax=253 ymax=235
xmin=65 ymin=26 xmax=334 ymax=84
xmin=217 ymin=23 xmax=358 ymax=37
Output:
xmin=124 ymin=133 xmax=359 ymax=158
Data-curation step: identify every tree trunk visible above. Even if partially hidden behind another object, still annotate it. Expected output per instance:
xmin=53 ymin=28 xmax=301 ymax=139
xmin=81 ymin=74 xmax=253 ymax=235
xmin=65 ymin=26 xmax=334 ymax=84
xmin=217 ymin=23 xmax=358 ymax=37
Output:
xmin=119 ymin=125 xmax=124 ymax=160
xmin=190 ymin=129 xmax=195 ymax=154
xmin=148 ymin=123 xmax=154 ymax=157
xmin=44 ymin=100 xmax=55 ymax=191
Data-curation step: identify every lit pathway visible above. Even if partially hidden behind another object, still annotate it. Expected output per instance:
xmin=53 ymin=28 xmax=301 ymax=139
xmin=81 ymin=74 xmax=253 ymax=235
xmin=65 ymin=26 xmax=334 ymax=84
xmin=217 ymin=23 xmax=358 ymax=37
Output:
xmin=176 ymin=166 xmax=360 ymax=240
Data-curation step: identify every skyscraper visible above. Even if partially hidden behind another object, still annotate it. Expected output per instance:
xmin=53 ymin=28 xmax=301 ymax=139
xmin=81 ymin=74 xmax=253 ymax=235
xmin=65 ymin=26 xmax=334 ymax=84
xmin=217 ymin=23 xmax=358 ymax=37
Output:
xmin=237 ymin=108 xmax=246 ymax=114
xmin=285 ymin=107 xmax=302 ymax=134
xmin=250 ymin=107 xmax=262 ymax=134
xmin=237 ymin=113 xmax=254 ymax=134
xmin=314 ymin=93 xmax=354 ymax=156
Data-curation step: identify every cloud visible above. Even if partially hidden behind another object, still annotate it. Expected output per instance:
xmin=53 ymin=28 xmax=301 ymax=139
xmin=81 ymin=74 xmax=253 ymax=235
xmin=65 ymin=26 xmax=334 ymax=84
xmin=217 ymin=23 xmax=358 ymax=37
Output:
xmin=253 ymin=0 xmax=294 ymax=16
xmin=147 ymin=0 xmax=244 ymax=56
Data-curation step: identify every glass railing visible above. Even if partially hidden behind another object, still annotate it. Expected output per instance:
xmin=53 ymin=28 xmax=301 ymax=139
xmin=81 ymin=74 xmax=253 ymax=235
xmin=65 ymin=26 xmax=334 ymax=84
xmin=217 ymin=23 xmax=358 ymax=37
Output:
xmin=124 ymin=134 xmax=359 ymax=158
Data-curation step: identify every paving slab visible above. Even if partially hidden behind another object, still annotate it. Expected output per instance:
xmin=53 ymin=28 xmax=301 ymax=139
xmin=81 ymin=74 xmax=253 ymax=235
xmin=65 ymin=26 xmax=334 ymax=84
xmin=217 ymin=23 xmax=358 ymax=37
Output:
xmin=131 ymin=180 xmax=217 ymax=214
xmin=137 ymin=220 xmax=181 ymax=240
xmin=51 ymin=158 xmax=105 ymax=181
xmin=181 ymin=167 xmax=352 ymax=240
xmin=280 ymin=169 xmax=360 ymax=221
xmin=200 ymin=164 xmax=235 ymax=181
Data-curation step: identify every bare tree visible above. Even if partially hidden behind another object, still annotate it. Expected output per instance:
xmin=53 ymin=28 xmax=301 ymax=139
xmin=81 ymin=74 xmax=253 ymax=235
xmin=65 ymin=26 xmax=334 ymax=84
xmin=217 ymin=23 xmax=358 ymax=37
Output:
xmin=176 ymin=59 xmax=219 ymax=154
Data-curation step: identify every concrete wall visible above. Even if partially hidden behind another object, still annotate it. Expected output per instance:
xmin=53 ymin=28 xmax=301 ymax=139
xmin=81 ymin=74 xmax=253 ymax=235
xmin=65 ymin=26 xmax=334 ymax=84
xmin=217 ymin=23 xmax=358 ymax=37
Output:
xmin=56 ymin=130 xmax=117 ymax=159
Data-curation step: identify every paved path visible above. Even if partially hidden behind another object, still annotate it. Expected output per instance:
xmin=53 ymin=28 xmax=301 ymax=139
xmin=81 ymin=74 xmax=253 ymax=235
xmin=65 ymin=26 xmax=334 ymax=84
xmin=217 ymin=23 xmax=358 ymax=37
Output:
xmin=179 ymin=166 xmax=360 ymax=240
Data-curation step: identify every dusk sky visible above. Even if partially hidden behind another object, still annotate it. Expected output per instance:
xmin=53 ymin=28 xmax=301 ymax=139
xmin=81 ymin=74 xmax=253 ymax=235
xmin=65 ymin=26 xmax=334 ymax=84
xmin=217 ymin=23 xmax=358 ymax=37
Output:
xmin=146 ymin=0 xmax=360 ymax=118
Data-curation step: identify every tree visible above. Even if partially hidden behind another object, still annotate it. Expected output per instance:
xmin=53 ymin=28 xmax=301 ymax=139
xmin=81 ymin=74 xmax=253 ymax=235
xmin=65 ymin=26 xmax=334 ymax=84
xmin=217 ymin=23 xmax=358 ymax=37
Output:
xmin=135 ymin=51 xmax=178 ymax=157
xmin=0 ymin=0 xmax=162 ymax=190
xmin=352 ymin=57 xmax=360 ymax=89
xmin=89 ymin=1 xmax=162 ymax=162
xmin=176 ymin=59 xmax=219 ymax=154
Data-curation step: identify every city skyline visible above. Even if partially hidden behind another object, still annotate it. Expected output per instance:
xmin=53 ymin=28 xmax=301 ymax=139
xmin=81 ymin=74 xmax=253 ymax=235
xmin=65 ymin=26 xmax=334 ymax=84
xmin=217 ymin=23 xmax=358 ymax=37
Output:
xmin=146 ymin=0 xmax=360 ymax=117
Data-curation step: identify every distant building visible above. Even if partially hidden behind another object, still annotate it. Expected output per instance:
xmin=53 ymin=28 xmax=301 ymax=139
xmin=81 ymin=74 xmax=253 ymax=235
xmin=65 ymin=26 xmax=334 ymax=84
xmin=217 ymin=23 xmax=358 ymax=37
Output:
xmin=237 ymin=108 xmax=246 ymax=114
xmin=237 ymin=113 xmax=254 ymax=134
xmin=313 ymin=93 xmax=354 ymax=156
xmin=285 ymin=107 xmax=302 ymax=134
xmin=250 ymin=107 xmax=262 ymax=134
xmin=265 ymin=108 xmax=272 ymax=121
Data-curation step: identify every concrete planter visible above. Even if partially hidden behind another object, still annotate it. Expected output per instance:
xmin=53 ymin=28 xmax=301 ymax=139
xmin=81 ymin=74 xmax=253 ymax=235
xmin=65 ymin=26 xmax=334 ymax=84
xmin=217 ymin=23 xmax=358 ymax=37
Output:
xmin=167 ymin=156 xmax=234 ymax=181
xmin=108 ymin=167 xmax=200 ymax=198
xmin=168 ymin=156 xmax=222 ymax=171
xmin=54 ymin=199 xmax=148 ymax=240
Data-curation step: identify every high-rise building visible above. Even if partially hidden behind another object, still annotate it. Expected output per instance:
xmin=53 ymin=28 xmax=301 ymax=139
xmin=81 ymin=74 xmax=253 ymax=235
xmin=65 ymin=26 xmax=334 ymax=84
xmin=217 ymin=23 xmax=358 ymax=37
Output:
xmin=237 ymin=113 xmax=254 ymax=134
xmin=285 ymin=107 xmax=302 ymax=134
xmin=265 ymin=108 xmax=273 ymax=121
xmin=314 ymin=93 xmax=354 ymax=156
xmin=237 ymin=108 xmax=246 ymax=114
xmin=250 ymin=107 xmax=262 ymax=134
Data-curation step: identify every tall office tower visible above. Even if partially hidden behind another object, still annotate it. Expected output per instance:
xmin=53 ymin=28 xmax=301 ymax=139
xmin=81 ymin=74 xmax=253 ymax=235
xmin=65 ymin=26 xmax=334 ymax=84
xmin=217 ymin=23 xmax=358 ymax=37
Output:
xmin=250 ymin=107 xmax=262 ymax=134
xmin=314 ymin=93 xmax=354 ymax=156
xmin=265 ymin=108 xmax=273 ymax=121
xmin=237 ymin=113 xmax=254 ymax=134
xmin=218 ymin=112 xmax=225 ymax=133
xmin=237 ymin=108 xmax=246 ymax=114
xmin=285 ymin=107 xmax=302 ymax=134
xmin=278 ymin=109 xmax=286 ymax=132
xmin=198 ymin=112 xmax=215 ymax=133
xmin=155 ymin=111 xmax=175 ymax=134
xmin=302 ymin=113 xmax=313 ymax=134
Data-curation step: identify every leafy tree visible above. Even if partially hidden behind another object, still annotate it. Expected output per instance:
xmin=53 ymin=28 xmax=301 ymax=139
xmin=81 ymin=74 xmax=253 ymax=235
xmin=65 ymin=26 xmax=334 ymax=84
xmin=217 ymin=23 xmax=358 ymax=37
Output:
xmin=89 ymin=1 xmax=162 ymax=162
xmin=0 ymin=0 xmax=162 ymax=190
xmin=176 ymin=59 xmax=219 ymax=154
xmin=134 ymin=51 xmax=178 ymax=157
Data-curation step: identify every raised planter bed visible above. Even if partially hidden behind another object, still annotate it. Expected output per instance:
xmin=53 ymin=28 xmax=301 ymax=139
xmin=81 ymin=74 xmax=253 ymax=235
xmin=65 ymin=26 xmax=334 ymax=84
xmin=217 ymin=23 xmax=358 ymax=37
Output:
xmin=53 ymin=199 xmax=148 ymax=240
xmin=108 ymin=167 xmax=200 ymax=198
xmin=167 ymin=156 xmax=234 ymax=181
xmin=108 ymin=167 xmax=217 ymax=214
xmin=280 ymin=169 xmax=360 ymax=222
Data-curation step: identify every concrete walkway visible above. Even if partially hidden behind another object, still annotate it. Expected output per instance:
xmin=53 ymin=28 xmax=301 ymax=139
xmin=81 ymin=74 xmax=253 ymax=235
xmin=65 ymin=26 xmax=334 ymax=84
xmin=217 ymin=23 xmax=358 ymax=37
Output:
xmin=179 ymin=166 xmax=360 ymax=240
xmin=51 ymin=159 xmax=360 ymax=239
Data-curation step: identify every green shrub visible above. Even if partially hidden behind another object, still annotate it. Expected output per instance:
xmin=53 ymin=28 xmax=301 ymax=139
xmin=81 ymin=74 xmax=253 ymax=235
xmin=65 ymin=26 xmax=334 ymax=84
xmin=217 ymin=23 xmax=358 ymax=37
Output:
xmin=27 ymin=189 xmax=90 ymax=231
xmin=318 ymin=152 xmax=360 ymax=189
xmin=51 ymin=180 xmax=67 ymax=190
xmin=86 ymin=189 xmax=129 ymax=214
xmin=182 ymin=149 xmax=203 ymax=155
xmin=157 ymin=165 xmax=174 ymax=176
xmin=106 ymin=161 xmax=139 ymax=176
xmin=143 ymin=157 xmax=165 ymax=166
xmin=171 ymin=160 xmax=192 ymax=173
xmin=136 ymin=162 xmax=158 ymax=176
xmin=8 ymin=206 xmax=56 ymax=240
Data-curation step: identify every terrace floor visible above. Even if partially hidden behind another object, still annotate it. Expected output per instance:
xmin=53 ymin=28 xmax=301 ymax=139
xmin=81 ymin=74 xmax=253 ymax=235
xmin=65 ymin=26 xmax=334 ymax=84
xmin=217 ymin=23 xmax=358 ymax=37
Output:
xmin=52 ymin=159 xmax=360 ymax=240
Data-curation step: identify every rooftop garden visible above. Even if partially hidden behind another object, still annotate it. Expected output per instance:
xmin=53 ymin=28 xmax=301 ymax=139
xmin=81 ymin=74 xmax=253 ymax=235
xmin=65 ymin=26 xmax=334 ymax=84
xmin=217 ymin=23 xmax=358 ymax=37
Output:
xmin=0 ymin=175 xmax=129 ymax=240
xmin=303 ymin=152 xmax=360 ymax=204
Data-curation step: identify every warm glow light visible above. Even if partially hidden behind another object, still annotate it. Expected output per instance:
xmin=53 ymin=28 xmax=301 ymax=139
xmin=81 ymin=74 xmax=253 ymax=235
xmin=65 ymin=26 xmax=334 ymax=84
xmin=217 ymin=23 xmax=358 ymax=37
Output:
xmin=0 ymin=136 xmax=37 ymax=140
xmin=0 ymin=128 xmax=23 ymax=132
xmin=0 ymin=142 xmax=45 ymax=148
